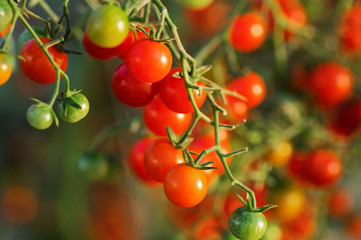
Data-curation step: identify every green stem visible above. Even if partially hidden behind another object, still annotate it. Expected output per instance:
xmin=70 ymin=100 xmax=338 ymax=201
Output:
xmin=195 ymin=35 xmax=223 ymax=63
xmin=177 ymin=115 xmax=201 ymax=146
xmin=127 ymin=0 xmax=151 ymax=16
xmin=29 ymin=0 xmax=59 ymax=22
xmin=61 ymin=0 xmax=71 ymax=43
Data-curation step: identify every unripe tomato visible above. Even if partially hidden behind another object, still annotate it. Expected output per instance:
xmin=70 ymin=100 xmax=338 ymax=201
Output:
xmin=180 ymin=0 xmax=214 ymax=10
xmin=0 ymin=1 xmax=12 ymax=32
xmin=57 ymin=93 xmax=89 ymax=123
xmin=87 ymin=5 xmax=129 ymax=48
xmin=306 ymin=62 xmax=353 ymax=109
xmin=125 ymin=39 xmax=172 ymax=83
xmin=112 ymin=64 xmax=159 ymax=108
xmin=143 ymin=96 xmax=192 ymax=136
xmin=143 ymin=138 xmax=184 ymax=182
xmin=226 ymin=71 xmax=266 ymax=109
xmin=164 ymin=164 xmax=208 ymax=208
xmin=0 ymin=53 xmax=12 ymax=86
xmin=26 ymin=104 xmax=53 ymax=130
xmin=77 ymin=152 xmax=109 ymax=180
xmin=82 ymin=31 xmax=114 ymax=60
xmin=228 ymin=13 xmax=267 ymax=52
xmin=160 ymin=67 xmax=206 ymax=113
xmin=20 ymin=37 xmax=68 ymax=84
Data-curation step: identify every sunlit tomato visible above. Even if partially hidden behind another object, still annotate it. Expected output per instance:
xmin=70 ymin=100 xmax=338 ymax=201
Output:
xmin=226 ymin=71 xmax=266 ymax=109
xmin=87 ymin=5 xmax=129 ymax=48
xmin=0 ymin=53 xmax=12 ymax=86
xmin=281 ymin=1 xmax=308 ymax=40
xmin=1 ymin=186 xmax=38 ymax=225
xmin=125 ymin=39 xmax=172 ymax=83
xmin=193 ymin=216 xmax=224 ymax=240
xmin=160 ymin=67 xmax=206 ymax=113
xmin=327 ymin=187 xmax=354 ymax=218
xmin=306 ymin=62 xmax=353 ymax=109
xmin=17 ymin=26 xmax=50 ymax=50
xmin=268 ymin=140 xmax=293 ymax=166
xmin=228 ymin=12 xmax=267 ymax=52
xmin=346 ymin=215 xmax=361 ymax=238
xmin=82 ymin=31 xmax=114 ymax=60
xmin=164 ymin=164 xmax=207 ymax=208
xmin=57 ymin=92 xmax=89 ymax=123
xmin=339 ymin=4 xmax=361 ymax=54
xmin=128 ymin=137 xmax=160 ymax=186
xmin=328 ymin=99 xmax=361 ymax=139
xmin=143 ymin=138 xmax=184 ymax=182
xmin=229 ymin=207 xmax=267 ymax=240
xmin=306 ymin=149 xmax=342 ymax=187
xmin=269 ymin=187 xmax=306 ymax=222
xmin=116 ymin=27 xmax=149 ymax=59
xmin=20 ymin=37 xmax=68 ymax=84
xmin=143 ymin=96 xmax=193 ymax=136
xmin=26 ymin=103 xmax=53 ymax=130
xmin=112 ymin=64 xmax=159 ymax=107
xmin=0 ymin=1 xmax=12 ymax=32
xmin=0 ymin=23 xmax=10 ymax=38
xmin=189 ymin=135 xmax=231 ymax=183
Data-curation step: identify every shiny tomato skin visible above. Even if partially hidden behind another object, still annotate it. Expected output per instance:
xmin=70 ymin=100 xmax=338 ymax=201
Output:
xmin=160 ymin=67 xmax=206 ymax=113
xmin=228 ymin=13 xmax=267 ymax=52
xmin=226 ymin=71 xmax=266 ymax=109
xmin=307 ymin=62 xmax=353 ymax=109
xmin=82 ymin=31 xmax=114 ymax=60
xmin=143 ymin=96 xmax=193 ymax=136
xmin=0 ymin=1 xmax=12 ymax=32
xmin=128 ymin=137 xmax=160 ymax=186
xmin=306 ymin=149 xmax=343 ymax=187
xmin=0 ymin=53 xmax=11 ymax=86
xmin=0 ymin=23 xmax=10 ymax=38
xmin=20 ymin=37 xmax=68 ymax=84
xmin=125 ymin=39 xmax=172 ymax=83
xmin=164 ymin=164 xmax=208 ymax=208
xmin=112 ymin=64 xmax=159 ymax=107
xmin=143 ymin=138 xmax=184 ymax=182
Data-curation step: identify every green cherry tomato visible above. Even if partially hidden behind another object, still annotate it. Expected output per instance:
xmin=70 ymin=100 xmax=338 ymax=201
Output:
xmin=87 ymin=5 xmax=129 ymax=48
xmin=0 ymin=1 xmax=13 ymax=31
xmin=26 ymin=104 xmax=53 ymax=130
xmin=180 ymin=0 xmax=214 ymax=10
xmin=77 ymin=152 xmax=109 ymax=180
xmin=57 ymin=93 xmax=90 ymax=123
xmin=229 ymin=207 xmax=267 ymax=240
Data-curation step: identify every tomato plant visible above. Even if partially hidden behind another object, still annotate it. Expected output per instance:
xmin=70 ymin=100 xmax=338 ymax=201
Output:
xmin=19 ymin=37 xmax=68 ymax=84
xmin=57 ymin=92 xmax=89 ymax=123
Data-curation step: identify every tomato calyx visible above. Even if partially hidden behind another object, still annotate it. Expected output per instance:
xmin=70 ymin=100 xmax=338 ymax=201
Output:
xmin=235 ymin=192 xmax=277 ymax=213
xmin=59 ymin=90 xmax=83 ymax=111
xmin=183 ymin=148 xmax=219 ymax=170
xmin=57 ymin=89 xmax=90 ymax=123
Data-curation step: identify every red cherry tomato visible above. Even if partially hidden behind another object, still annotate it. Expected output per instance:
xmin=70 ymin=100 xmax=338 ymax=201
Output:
xmin=143 ymin=138 xmax=184 ymax=182
xmin=82 ymin=31 xmax=114 ymax=60
xmin=346 ymin=215 xmax=361 ymax=238
xmin=128 ymin=137 xmax=161 ymax=186
xmin=287 ymin=151 xmax=310 ymax=184
xmin=281 ymin=2 xmax=307 ymax=40
xmin=112 ymin=64 xmax=159 ymax=107
xmin=306 ymin=62 xmax=353 ymax=109
xmin=306 ymin=149 xmax=343 ymax=187
xmin=327 ymin=187 xmax=354 ymax=218
xmin=226 ymin=71 xmax=266 ymax=109
xmin=19 ymin=37 xmax=68 ymax=84
xmin=125 ymin=39 xmax=172 ymax=83
xmin=164 ymin=163 xmax=208 ymax=208
xmin=339 ymin=4 xmax=361 ymax=54
xmin=160 ymin=67 xmax=207 ymax=113
xmin=228 ymin=12 xmax=267 ymax=52
xmin=143 ymin=96 xmax=193 ymax=136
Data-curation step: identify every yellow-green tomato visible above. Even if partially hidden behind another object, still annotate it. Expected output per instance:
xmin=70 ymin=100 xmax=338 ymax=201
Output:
xmin=0 ymin=1 xmax=13 ymax=31
xmin=179 ymin=0 xmax=214 ymax=10
xmin=87 ymin=5 xmax=129 ymax=48
xmin=26 ymin=104 xmax=53 ymax=130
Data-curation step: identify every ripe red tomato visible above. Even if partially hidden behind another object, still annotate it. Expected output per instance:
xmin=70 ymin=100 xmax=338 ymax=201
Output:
xmin=143 ymin=138 xmax=184 ymax=182
xmin=306 ymin=149 xmax=343 ymax=187
xmin=128 ymin=137 xmax=160 ymax=186
xmin=164 ymin=164 xmax=208 ymax=208
xmin=112 ymin=64 xmax=159 ymax=107
xmin=19 ymin=37 xmax=68 ymax=84
xmin=339 ymin=4 xmax=361 ymax=54
xmin=160 ymin=67 xmax=206 ymax=113
xmin=226 ymin=71 xmax=266 ymax=109
xmin=192 ymin=216 xmax=224 ymax=240
xmin=228 ymin=12 xmax=267 ymax=52
xmin=306 ymin=62 xmax=353 ymax=109
xmin=327 ymin=187 xmax=354 ymax=218
xmin=346 ymin=215 xmax=361 ymax=238
xmin=281 ymin=1 xmax=308 ymax=40
xmin=82 ymin=31 xmax=114 ymax=60
xmin=125 ymin=39 xmax=172 ymax=83
xmin=143 ymin=96 xmax=193 ymax=136
xmin=287 ymin=151 xmax=309 ymax=184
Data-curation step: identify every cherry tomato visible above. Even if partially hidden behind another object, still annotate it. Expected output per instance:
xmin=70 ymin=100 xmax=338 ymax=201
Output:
xmin=0 ymin=23 xmax=10 ymax=38
xmin=0 ymin=1 xmax=12 ymax=32
xmin=287 ymin=151 xmax=309 ymax=184
xmin=160 ymin=67 xmax=206 ymax=113
xmin=26 ymin=103 xmax=53 ymax=130
xmin=268 ymin=140 xmax=293 ymax=166
xmin=82 ymin=31 xmax=114 ymax=60
xmin=57 ymin=93 xmax=89 ymax=123
xmin=228 ymin=207 xmax=267 ymax=240
xmin=143 ymin=138 xmax=184 ymax=182
xmin=112 ymin=64 xmax=159 ymax=108
xmin=327 ymin=187 xmax=354 ymax=218
xmin=283 ymin=206 xmax=316 ymax=239
xmin=125 ymin=39 xmax=172 ymax=83
xmin=192 ymin=216 xmax=224 ymax=240
xmin=164 ymin=164 xmax=207 ymax=208
xmin=339 ymin=4 xmax=361 ymax=54
xmin=346 ymin=215 xmax=361 ymax=238
xmin=143 ymin=96 xmax=193 ymax=136
xmin=262 ymin=222 xmax=283 ymax=240
xmin=77 ymin=152 xmax=109 ymax=180
xmin=17 ymin=26 xmax=50 ymax=50
xmin=86 ymin=5 xmax=129 ymax=48
xmin=0 ymin=53 xmax=12 ymax=86
xmin=180 ymin=0 xmax=214 ymax=10
xmin=116 ymin=26 xmax=149 ymax=59
xmin=20 ymin=37 xmax=68 ymax=84
xmin=226 ymin=71 xmax=266 ymax=109
xmin=306 ymin=62 xmax=353 ymax=109
xmin=222 ymin=95 xmax=249 ymax=125
xmin=228 ymin=13 xmax=267 ymax=52
xmin=306 ymin=149 xmax=342 ymax=187
xmin=128 ymin=137 xmax=160 ymax=186
xmin=281 ymin=1 xmax=308 ymax=40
